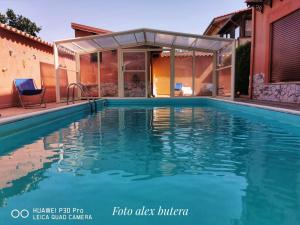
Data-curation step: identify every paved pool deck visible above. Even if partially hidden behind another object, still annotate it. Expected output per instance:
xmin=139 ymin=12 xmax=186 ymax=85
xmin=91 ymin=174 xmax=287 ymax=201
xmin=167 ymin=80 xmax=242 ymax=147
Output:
xmin=235 ymin=98 xmax=300 ymax=112
xmin=0 ymin=101 xmax=86 ymax=120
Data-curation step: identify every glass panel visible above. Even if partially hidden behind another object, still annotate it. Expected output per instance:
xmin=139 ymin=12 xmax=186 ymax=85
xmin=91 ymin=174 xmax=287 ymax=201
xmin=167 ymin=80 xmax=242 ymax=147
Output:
xmin=155 ymin=33 xmax=174 ymax=45
xmin=217 ymin=69 xmax=231 ymax=97
xmin=146 ymin=32 xmax=155 ymax=43
xmin=194 ymin=38 xmax=228 ymax=51
xmin=60 ymin=43 xmax=83 ymax=53
xmin=174 ymin=49 xmax=193 ymax=97
xmin=245 ymin=20 xmax=252 ymax=37
xmin=174 ymin=36 xmax=196 ymax=47
xmin=80 ymin=53 xmax=99 ymax=97
xmin=152 ymin=51 xmax=170 ymax=97
xmin=194 ymin=51 xmax=213 ymax=96
xmin=217 ymin=45 xmax=232 ymax=68
xmin=216 ymin=45 xmax=232 ymax=97
xmin=124 ymin=72 xmax=145 ymax=97
xmin=94 ymin=37 xmax=118 ymax=49
xmin=115 ymin=34 xmax=136 ymax=45
xmin=135 ymin=32 xmax=145 ymax=43
xmin=123 ymin=52 xmax=145 ymax=71
xmin=194 ymin=39 xmax=217 ymax=50
xmin=75 ymin=40 xmax=100 ymax=51
xmin=100 ymin=51 xmax=118 ymax=97
xmin=235 ymin=27 xmax=240 ymax=39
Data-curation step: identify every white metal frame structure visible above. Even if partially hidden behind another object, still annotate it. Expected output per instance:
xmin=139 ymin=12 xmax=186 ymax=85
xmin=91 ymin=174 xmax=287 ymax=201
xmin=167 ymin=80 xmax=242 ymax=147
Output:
xmin=54 ymin=28 xmax=236 ymax=102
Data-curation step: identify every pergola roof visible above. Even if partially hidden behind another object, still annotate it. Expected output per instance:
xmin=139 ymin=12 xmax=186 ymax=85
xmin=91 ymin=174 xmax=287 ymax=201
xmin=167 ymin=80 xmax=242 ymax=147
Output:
xmin=55 ymin=28 xmax=234 ymax=54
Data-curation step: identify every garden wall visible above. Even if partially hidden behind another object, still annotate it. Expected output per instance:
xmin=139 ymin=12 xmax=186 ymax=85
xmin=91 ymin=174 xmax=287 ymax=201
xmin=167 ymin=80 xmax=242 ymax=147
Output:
xmin=0 ymin=24 xmax=75 ymax=108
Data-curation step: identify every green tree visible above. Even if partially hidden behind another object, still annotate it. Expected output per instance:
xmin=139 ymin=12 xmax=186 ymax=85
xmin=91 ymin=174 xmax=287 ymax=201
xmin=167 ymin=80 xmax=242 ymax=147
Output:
xmin=0 ymin=12 xmax=7 ymax=23
xmin=0 ymin=9 xmax=41 ymax=37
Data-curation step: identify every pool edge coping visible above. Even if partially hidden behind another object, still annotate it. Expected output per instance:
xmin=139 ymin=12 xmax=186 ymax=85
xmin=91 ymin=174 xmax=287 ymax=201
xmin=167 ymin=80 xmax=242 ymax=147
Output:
xmin=0 ymin=101 xmax=92 ymax=126
xmin=0 ymin=97 xmax=299 ymax=127
xmin=211 ymin=98 xmax=300 ymax=116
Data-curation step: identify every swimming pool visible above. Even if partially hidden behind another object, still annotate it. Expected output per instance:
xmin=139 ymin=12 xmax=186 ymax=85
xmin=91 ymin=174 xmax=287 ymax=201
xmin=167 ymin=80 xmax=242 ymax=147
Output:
xmin=0 ymin=98 xmax=300 ymax=225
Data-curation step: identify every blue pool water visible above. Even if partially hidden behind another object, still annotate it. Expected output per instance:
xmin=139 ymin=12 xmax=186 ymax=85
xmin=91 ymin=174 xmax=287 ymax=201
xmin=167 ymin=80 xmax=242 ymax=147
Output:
xmin=0 ymin=99 xmax=300 ymax=225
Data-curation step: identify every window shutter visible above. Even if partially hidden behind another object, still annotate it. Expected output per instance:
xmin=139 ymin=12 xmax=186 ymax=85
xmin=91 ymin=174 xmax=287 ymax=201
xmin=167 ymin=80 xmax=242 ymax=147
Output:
xmin=271 ymin=9 xmax=300 ymax=82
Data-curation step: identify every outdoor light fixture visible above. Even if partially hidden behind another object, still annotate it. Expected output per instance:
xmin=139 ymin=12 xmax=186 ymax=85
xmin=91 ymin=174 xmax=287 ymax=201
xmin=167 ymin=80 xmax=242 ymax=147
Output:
xmin=246 ymin=0 xmax=272 ymax=13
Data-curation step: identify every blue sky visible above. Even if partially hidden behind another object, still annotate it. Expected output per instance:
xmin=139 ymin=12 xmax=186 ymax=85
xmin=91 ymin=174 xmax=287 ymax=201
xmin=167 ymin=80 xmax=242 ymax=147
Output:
xmin=0 ymin=0 xmax=246 ymax=42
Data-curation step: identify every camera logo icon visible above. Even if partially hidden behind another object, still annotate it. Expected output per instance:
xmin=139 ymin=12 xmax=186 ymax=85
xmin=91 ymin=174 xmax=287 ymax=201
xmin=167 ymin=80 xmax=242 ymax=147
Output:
xmin=11 ymin=209 xmax=30 ymax=219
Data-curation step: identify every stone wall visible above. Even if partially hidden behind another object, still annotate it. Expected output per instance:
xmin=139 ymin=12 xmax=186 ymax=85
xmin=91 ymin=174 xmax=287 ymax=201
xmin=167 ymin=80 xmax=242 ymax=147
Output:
xmin=253 ymin=73 xmax=300 ymax=103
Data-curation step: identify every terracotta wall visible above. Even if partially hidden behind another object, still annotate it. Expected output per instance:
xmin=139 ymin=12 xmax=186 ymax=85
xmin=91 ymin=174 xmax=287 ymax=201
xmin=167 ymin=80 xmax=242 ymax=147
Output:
xmin=251 ymin=0 xmax=300 ymax=103
xmin=75 ymin=30 xmax=96 ymax=38
xmin=0 ymin=27 xmax=75 ymax=108
xmin=100 ymin=51 xmax=118 ymax=97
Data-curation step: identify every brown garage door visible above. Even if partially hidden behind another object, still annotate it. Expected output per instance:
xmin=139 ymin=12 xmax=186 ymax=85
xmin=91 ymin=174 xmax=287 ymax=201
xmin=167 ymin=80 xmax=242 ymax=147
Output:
xmin=271 ymin=9 xmax=300 ymax=82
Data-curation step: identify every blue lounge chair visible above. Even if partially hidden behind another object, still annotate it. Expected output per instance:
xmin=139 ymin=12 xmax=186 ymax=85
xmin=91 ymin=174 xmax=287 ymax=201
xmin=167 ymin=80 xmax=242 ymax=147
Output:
xmin=14 ymin=78 xmax=46 ymax=108
xmin=174 ymin=83 xmax=183 ymax=91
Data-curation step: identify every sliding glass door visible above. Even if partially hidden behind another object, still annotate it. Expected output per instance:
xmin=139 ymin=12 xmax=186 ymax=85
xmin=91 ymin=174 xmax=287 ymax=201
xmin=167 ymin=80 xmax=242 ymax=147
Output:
xmin=122 ymin=51 xmax=147 ymax=97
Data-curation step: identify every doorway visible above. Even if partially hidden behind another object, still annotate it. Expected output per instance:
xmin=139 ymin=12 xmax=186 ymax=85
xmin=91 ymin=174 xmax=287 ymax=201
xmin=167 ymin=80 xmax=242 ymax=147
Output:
xmin=122 ymin=50 xmax=147 ymax=97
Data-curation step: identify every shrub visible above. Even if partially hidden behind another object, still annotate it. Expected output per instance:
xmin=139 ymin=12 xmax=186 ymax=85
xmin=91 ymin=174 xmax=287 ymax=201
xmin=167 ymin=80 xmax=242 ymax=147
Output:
xmin=235 ymin=42 xmax=251 ymax=96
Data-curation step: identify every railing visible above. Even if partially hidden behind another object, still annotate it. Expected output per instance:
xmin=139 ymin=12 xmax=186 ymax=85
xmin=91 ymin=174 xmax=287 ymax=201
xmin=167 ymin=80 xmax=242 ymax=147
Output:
xmin=66 ymin=82 xmax=97 ymax=112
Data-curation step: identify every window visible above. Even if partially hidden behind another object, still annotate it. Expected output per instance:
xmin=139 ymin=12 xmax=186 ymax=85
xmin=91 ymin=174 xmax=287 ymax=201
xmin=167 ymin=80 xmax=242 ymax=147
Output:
xmin=271 ymin=9 xmax=300 ymax=82
xmin=90 ymin=53 xmax=98 ymax=63
xmin=245 ymin=20 xmax=252 ymax=37
xmin=235 ymin=27 xmax=240 ymax=39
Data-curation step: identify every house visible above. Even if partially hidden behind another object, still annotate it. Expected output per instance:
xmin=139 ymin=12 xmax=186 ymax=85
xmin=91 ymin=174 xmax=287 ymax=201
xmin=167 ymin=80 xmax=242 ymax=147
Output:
xmin=203 ymin=9 xmax=253 ymax=96
xmin=247 ymin=0 xmax=300 ymax=103
xmin=71 ymin=22 xmax=111 ymax=37
xmin=204 ymin=8 xmax=252 ymax=46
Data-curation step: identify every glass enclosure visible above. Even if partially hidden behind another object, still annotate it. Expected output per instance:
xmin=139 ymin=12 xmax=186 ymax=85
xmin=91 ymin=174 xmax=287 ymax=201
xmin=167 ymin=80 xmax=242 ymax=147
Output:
xmin=174 ymin=49 xmax=193 ymax=97
xmin=217 ymin=44 xmax=232 ymax=97
xmin=195 ymin=52 xmax=213 ymax=96
xmin=80 ymin=53 xmax=99 ymax=97
xmin=100 ymin=51 xmax=118 ymax=97
xmin=54 ymin=28 xmax=235 ymax=101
